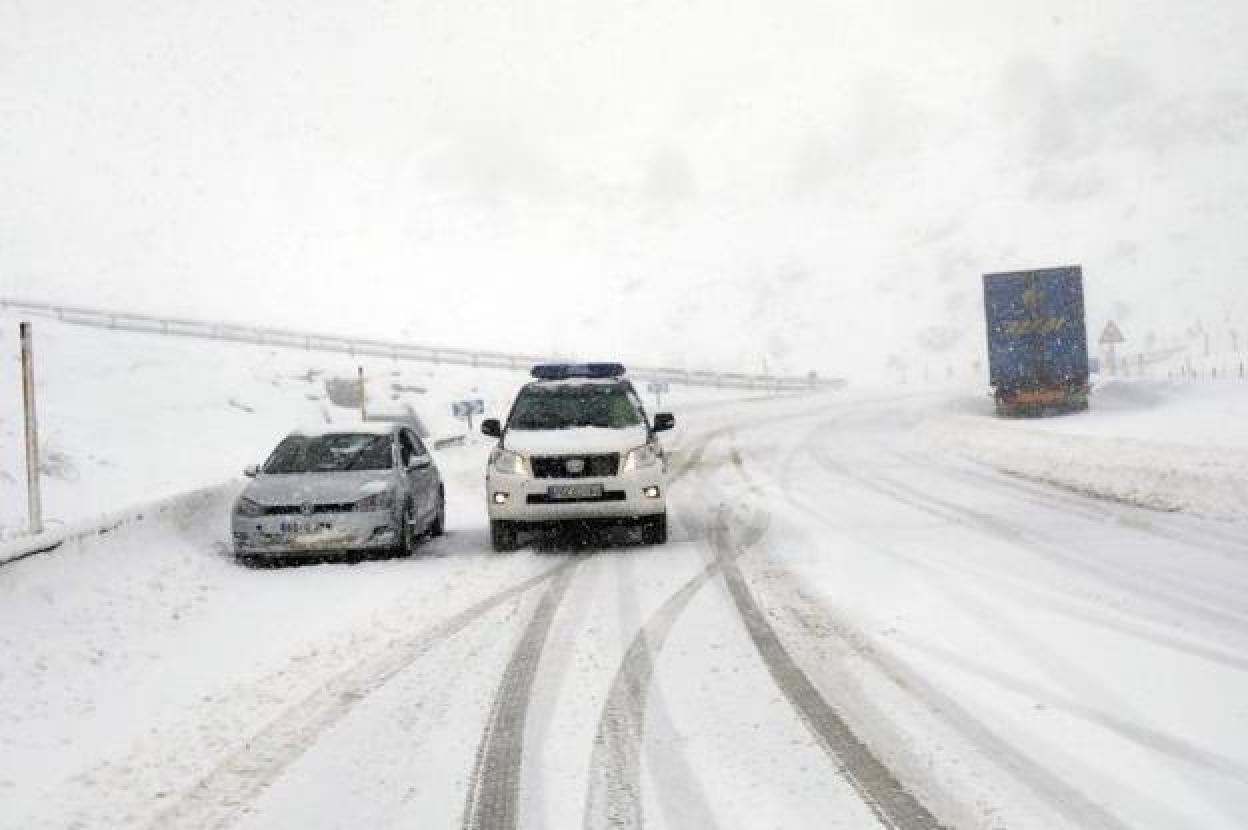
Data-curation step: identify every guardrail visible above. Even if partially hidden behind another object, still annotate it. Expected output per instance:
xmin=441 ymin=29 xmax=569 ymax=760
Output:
xmin=0 ymin=482 xmax=236 ymax=567
xmin=1 ymin=296 xmax=843 ymax=392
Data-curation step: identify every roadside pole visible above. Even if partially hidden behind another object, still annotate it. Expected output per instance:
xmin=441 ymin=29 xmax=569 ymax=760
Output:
xmin=646 ymin=380 xmax=668 ymax=412
xmin=357 ymin=366 xmax=367 ymax=421
xmin=20 ymin=322 xmax=43 ymax=534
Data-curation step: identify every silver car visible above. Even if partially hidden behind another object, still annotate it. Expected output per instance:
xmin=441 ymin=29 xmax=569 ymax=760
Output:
xmin=232 ymin=423 xmax=445 ymax=563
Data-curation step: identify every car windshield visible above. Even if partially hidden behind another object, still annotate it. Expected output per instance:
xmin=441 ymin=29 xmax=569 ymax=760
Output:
xmin=507 ymin=384 xmax=642 ymax=430
xmin=262 ymin=433 xmax=393 ymax=473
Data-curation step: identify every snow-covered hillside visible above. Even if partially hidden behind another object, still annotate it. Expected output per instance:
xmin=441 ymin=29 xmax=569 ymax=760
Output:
xmin=2 ymin=1 xmax=1246 ymax=380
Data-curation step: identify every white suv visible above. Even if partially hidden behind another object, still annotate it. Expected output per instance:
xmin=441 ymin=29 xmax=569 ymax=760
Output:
xmin=481 ymin=364 xmax=674 ymax=551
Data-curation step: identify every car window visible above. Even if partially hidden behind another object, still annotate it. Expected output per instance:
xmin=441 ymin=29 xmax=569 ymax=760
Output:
xmin=407 ymin=430 xmax=428 ymax=455
xmin=507 ymin=384 xmax=643 ymax=430
xmin=397 ymin=430 xmax=415 ymax=466
xmin=624 ymin=384 xmax=648 ymax=423
xmin=262 ymin=433 xmax=394 ymax=473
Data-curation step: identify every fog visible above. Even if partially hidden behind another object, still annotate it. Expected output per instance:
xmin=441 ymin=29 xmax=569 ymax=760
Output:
xmin=2 ymin=0 xmax=1246 ymax=380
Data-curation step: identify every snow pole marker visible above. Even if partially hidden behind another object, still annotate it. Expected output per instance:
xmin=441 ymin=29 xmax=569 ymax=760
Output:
xmin=20 ymin=321 xmax=43 ymax=534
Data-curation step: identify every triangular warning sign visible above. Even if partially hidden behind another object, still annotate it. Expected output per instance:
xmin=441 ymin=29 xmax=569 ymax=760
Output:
xmin=1099 ymin=321 xmax=1126 ymax=345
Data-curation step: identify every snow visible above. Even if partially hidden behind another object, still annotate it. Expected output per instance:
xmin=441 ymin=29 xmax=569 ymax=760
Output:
xmin=921 ymin=378 xmax=1248 ymax=522
xmin=503 ymin=425 xmax=650 ymax=455
xmin=3 ymin=371 xmax=1247 ymax=829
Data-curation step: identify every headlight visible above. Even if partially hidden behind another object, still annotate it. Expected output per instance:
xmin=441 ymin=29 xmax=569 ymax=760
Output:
xmin=355 ymin=489 xmax=396 ymax=512
xmin=235 ymin=497 xmax=266 ymax=517
xmin=621 ymin=443 xmax=659 ymax=473
xmin=491 ymin=448 xmax=531 ymax=477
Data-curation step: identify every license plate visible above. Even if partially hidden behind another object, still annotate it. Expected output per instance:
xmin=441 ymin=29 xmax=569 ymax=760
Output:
xmin=547 ymin=483 xmax=603 ymax=501
xmin=279 ymin=520 xmax=332 ymax=535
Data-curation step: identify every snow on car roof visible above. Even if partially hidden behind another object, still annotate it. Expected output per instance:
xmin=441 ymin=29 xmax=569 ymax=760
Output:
xmin=525 ymin=377 xmax=626 ymax=388
xmin=287 ymin=421 xmax=398 ymax=438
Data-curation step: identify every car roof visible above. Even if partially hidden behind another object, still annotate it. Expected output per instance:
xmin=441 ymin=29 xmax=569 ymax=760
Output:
xmin=286 ymin=422 xmax=399 ymax=438
xmin=524 ymin=377 xmax=628 ymax=389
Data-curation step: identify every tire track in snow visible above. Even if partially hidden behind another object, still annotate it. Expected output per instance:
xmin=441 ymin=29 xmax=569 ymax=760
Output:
xmin=749 ymin=555 xmax=1148 ymax=830
xmin=803 ymin=445 xmax=1248 ymax=821
xmin=698 ymin=436 xmax=942 ymax=829
xmin=708 ymin=517 xmax=943 ymax=830
xmin=809 ymin=438 xmax=1248 ymax=641
xmin=582 ymin=519 xmax=725 ymax=830
xmin=771 ymin=428 xmax=1217 ymax=827
xmin=147 ymin=562 xmax=573 ymax=830
xmin=873 ymin=465 xmax=1248 ymax=637
xmin=780 ymin=477 xmax=1248 ymax=675
xmin=581 ymin=424 xmax=773 ymax=830
xmin=463 ymin=562 xmax=579 ymax=830
xmin=908 ymin=453 xmax=1248 ymax=561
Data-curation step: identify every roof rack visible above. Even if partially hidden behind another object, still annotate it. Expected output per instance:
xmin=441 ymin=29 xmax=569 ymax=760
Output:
xmin=530 ymin=363 xmax=627 ymax=380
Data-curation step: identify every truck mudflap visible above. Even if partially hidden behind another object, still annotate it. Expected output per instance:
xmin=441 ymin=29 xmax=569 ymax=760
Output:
xmin=994 ymin=383 xmax=1089 ymax=417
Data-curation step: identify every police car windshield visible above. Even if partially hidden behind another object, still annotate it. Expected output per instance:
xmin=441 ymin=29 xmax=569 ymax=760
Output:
xmin=262 ymin=433 xmax=393 ymax=473
xmin=508 ymin=384 xmax=642 ymax=430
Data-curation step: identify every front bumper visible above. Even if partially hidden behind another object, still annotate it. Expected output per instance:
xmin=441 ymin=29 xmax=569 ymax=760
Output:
xmin=486 ymin=469 xmax=666 ymax=523
xmin=232 ymin=510 xmax=401 ymax=557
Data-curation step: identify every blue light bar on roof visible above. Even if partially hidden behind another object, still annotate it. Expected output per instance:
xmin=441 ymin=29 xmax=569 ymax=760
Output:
xmin=530 ymin=363 xmax=627 ymax=380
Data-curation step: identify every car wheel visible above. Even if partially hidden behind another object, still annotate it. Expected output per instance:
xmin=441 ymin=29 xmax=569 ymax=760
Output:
xmin=397 ymin=506 xmax=417 ymax=557
xmin=429 ymin=491 xmax=446 ymax=538
xmin=641 ymin=513 xmax=668 ymax=545
xmin=491 ymin=520 xmax=519 ymax=552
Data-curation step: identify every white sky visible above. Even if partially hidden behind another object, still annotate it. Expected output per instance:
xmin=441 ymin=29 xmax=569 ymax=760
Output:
xmin=2 ymin=0 xmax=1246 ymax=377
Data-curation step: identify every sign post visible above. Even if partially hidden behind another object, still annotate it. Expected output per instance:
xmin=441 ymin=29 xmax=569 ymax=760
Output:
xmin=357 ymin=366 xmax=367 ymax=421
xmin=451 ymin=398 xmax=485 ymax=433
xmin=1099 ymin=321 xmax=1126 ymax=376
xmin=646 ymin=380 xmax=670 ymax=411
xmin=20 ymin=322 xmax=43 ymax=534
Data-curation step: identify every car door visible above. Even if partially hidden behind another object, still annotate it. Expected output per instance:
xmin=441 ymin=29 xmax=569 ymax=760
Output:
xmin=400 ymin=428 xmax=436 ymax=524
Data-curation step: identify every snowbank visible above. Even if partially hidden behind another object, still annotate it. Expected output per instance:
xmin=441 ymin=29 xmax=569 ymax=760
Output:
xmin=924 ymin=379 xmax=1248 ymax=523
xmin=0 ymin=483 xmax=238 ymax=566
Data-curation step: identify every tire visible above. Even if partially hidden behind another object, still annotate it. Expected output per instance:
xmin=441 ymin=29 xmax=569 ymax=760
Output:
xmin=429 ymin=491 xmax=446 ymax=538
xmin=397 ymin=506 xmax=417 ymax=557
xmin=491 ymin=520 xmax=519 ymax=553
xmin=641 ymin=513 xmax=668 ymax=545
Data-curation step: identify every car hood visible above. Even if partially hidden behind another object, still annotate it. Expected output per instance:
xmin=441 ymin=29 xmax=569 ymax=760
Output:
xmin=242 ymin=470 xmax=394 ymax=506
xmin=503 ymin=425 xmax=649 ymax=456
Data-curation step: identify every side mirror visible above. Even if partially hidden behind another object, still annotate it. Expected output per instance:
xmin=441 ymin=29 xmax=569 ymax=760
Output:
xmin=481 ymin=419 xmax=502 ymax=438
xmin=243 ymin=464 xmax=261 ymax=478
xmin=653 ymin=413 xmax=675 ymax=432
xmin=407 ymin=455 xmax=432 ymax=470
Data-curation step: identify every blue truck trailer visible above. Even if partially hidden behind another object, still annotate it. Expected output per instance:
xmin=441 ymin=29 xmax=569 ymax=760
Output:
xmin=983 ymin=266 xmax=1090 ymax=416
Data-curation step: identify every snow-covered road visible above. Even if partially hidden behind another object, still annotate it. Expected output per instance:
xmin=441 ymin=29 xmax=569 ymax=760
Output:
xmin=3 ymin=392 xmax=1247 ymax=829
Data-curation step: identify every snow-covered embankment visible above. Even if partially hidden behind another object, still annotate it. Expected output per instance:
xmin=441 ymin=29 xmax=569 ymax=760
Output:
xmin=923 ymin=379 xmax=1248 ymax=523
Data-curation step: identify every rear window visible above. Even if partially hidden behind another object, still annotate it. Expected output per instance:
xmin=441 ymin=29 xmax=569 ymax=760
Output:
xmin=508 ymin=383 xmax=642 ymax=430
xmin=263 ymin=433 xmax=393 ymax=473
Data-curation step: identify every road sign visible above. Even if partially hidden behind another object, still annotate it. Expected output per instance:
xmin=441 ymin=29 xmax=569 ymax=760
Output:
xmin=646 ymin=380 xmax=670 ymax=409
xmin=451 ymin=399 xmax=485 ymax=418
xmin=451 ymin=398 xmax=485 ymax=433
xmin=1099 ymin=321 xmax=1126 ymax=345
